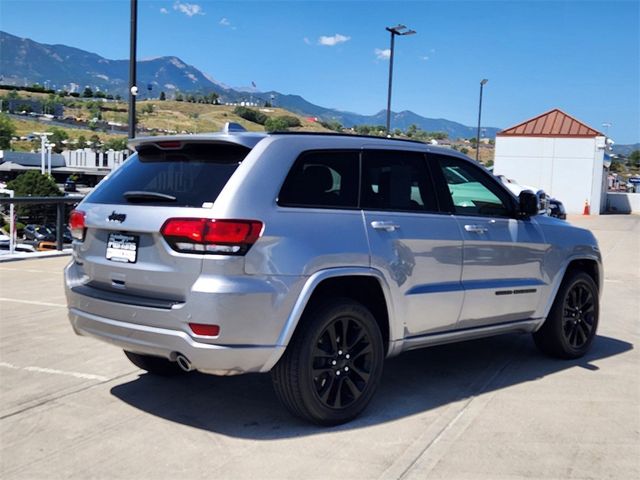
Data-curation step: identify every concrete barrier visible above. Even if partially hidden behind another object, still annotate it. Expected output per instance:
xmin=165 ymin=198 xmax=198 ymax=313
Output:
xmin=606 ymin=192 xmax=640 ymax=213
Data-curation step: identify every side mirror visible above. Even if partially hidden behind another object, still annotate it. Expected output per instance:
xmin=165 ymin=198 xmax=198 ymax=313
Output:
xmin=519 ymin=190 xmax=539 ymax=217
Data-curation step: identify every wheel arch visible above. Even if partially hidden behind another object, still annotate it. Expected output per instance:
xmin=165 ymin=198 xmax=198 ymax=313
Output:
xmin=264 ymin=268 xmax=398 ymax=371
xmin=541 ymin=254 xmax=602 ymax=321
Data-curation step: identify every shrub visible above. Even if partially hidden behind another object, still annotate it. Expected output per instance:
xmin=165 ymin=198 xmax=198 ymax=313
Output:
xmin=233 ymin=106 xmax=267 ymax=125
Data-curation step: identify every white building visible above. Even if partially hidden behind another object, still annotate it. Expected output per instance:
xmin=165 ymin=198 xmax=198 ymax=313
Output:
xmin=494 ymin=109 xmax=607 ymax=215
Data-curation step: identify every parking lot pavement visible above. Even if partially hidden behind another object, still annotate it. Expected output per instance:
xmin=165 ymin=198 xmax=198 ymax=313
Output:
xmin=1 ymin=215 xmax=638 ymax=479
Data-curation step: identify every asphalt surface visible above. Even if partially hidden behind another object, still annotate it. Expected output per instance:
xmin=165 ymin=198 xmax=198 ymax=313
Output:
xmin=1 ymin=214 xmax=638 ymax=479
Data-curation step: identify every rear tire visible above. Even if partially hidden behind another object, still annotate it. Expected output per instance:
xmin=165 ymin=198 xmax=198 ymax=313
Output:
xmin=533 ymin=271 xmax=599 ymax=359
xmin=124 ymin=351 xmax=186 ymax=376
xmin=271 ymin=298 xmax=384 ymax=426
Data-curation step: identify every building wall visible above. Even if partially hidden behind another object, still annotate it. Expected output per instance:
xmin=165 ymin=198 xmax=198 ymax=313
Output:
xmin=606 ymin=193 xmax=640 ymax=214
xmin=494 ymin=136 xmax=605 ymax=215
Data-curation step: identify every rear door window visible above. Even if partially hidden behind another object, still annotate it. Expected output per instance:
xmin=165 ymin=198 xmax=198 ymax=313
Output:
xmin=278 ymin=150 xmax=359 ymax=208
xmin=86 ymin=142 xmax=250 ymax=207
xmin=361 ymin=150 xmax=438 ymax=212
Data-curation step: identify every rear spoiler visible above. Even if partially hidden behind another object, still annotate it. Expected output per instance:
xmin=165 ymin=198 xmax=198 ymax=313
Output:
xmin=127 ymin=123 xmax=267 ymax=151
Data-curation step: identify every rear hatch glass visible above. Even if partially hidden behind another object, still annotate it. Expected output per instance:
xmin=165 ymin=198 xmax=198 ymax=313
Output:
xmin=86 ymin=142 xmax=250 ymax=207
xmin=76 ymin=142 xmax=251 ymax=303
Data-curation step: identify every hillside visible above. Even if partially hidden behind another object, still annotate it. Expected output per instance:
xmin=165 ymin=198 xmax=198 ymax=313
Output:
xmin=0 ymin=31 xmax=501 ymax=138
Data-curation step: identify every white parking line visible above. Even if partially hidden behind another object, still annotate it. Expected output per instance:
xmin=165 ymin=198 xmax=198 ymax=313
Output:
xmin=0 ymin=362 xmax=109 ymax=382
xmin=0 ymin=297 xmax=66 ymax=308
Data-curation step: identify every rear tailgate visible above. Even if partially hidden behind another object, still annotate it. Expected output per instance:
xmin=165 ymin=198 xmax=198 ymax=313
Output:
xmin=72 ymin=141 xmax=251 ymax=301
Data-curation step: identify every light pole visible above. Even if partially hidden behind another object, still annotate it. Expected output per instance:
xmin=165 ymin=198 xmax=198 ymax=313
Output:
xmin=476 ymin=78 xmax=488 ymax=162
xmin=128 ymin=0 xmax=138 ymax=139
xmin=45 ymin=142 xmax=54 ymax=175
xmin=33 ymin=132 xmax=52 ymax=174
xmin=385 ymin=24 xmax=416 ymax=136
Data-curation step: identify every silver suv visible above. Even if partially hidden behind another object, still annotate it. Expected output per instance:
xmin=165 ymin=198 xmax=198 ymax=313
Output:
xmin=65 ymin=128 xmax=602 ymax=425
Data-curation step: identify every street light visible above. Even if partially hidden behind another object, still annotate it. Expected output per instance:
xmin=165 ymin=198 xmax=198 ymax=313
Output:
xmin=33 ymin=132 xmax=52 ymax=174
xmin=128 ymin=0 xmax=138 ymax=139
xmin=45 ymin=142 xmax=55 ymax=175
xmin=385 ymin=24 xmax=416 ymax=136
xmin=475 ymin=78 xmax=488 ymax=162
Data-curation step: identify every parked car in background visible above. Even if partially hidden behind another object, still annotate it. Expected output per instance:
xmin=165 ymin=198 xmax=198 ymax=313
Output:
xmin=495 ymin=175 xmax=566 ymax=219
xmin=23 ymin=224 xmax=55 ymax=242
xmin=64 ymin=178 xmax=77 ymax=192
xmin=65 ymin=128 xmax=602 ymax=425
xmin=46 ymin=224 xmax=73 ymax=244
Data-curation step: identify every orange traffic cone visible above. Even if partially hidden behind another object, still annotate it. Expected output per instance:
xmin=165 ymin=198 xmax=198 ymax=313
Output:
xmin=583 ymin=199 xmax=590 ymax=215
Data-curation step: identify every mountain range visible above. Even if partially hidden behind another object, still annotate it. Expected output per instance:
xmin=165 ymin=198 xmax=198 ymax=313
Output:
xmin=0 ymin=30 xmax=500 ymax=139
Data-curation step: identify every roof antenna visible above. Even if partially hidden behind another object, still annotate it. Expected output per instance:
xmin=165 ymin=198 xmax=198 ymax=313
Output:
xmin=222 ymin=122 xmax=247 ymax=133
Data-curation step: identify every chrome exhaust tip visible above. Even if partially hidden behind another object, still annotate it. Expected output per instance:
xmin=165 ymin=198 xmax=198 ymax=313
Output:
xmin=175 ymin=354 xmax=193 ymax=372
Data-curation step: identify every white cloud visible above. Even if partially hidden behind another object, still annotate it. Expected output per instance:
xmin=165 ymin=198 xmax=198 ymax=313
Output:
xmin=173 ymin=1 xmax=204 ymax=17
xmin=420 ymin=55 xmax=429 ymax=61
xmin=160 ymin=7 xmax=168 ymax=14
xmin=318 ymin=34 xmax=350 ymax=46
xmin=374 ymin=48 xmax=391 ymax=60
xmin=219 ymin=17 xmax=231 ymax=26
xmin=303 ymin=37 xmax=311 ymax=45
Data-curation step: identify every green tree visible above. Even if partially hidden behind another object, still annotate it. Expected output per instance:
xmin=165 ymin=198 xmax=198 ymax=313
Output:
xmin=76 ymin=135 xmax=87 ymax=149
xmin=629 ymin=150 xmax=640 ymax=169
xmin=83 ymin=87 xmax=94 ymax=98
xmin=264 ymin=117 xmax=290 ymax=132
xmin=0 ymin=113 xmax=16 ymax=149
xmin=103 ymin=137 xmax=128 ymax=151
xmin=175 ymin=93 xmax=184 ymax=102
xmin=278 ymin=115 xmax=301 ymax=128
xmin=159 ymin=91 xmax=166 ymax=101
xmin=609 ymin=161 xmax=623 ymax=173
xmin=7 ymin=171 xmax=62 ymax=223
xmin=49 ymin=127 xmax=69 ymax=153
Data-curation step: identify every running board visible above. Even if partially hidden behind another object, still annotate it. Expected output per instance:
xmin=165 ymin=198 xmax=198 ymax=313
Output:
xmin=401 ymin=318 xmax=543 ymax=352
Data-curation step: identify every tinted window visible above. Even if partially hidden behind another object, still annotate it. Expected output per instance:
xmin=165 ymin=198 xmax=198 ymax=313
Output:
xmin=361 ymin=150 xmax=438 ymax=212
xmin=437 ymin=156 xmax=512 ymax=217
xmin=86 ymin=143 xmax=249 ymax=207
xmin=278 ymin=150 xmax=359 ymax=208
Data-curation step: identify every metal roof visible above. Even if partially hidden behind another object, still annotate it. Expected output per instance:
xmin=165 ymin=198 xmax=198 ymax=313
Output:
xmin=497 ymin=109 xmax=603 ymax=138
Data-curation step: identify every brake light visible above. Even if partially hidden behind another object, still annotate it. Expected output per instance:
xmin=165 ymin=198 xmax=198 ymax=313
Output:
xmin=69 ymin=210 xmax=86 ymax=240
xmin=160 ymin=218 xmax=263 ymax=255
xmin=155 ymin=141 xmax=182 ymax=149
xmin=189 ymin=323 xmax=220 ymax=336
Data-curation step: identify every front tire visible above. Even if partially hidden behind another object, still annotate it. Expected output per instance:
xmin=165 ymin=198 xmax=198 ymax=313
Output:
xmin=124 ymin=351 xmax=186 ymax=376
xmin=271 ymin=298 xmax=384 ymax=426
xmin=533 ymin=271 xmax=599 ymax=359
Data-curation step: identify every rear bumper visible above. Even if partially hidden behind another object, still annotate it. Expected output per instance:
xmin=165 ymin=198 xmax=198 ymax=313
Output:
xmin=68 ymin=307 xmax=284 ymax=375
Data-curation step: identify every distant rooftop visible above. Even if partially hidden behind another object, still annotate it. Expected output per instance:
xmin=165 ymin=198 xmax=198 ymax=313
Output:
xmin=497 ymin=109 xmax=603 ymax=138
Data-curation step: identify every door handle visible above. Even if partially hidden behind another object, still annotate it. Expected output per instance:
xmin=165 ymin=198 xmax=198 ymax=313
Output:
xmin=464 ymin=224 xmax=488 ymax=234
xmin=371 ymin=221 xmax=400 ymax=232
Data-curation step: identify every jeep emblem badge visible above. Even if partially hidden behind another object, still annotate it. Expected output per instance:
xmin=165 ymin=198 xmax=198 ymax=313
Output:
xmin=108 ymin=211 xmax=127 ymax=223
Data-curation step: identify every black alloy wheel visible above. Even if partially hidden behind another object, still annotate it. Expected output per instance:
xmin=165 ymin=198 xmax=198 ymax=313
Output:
xmin=533 ymin=271 xmax=599 ymax=359
xmin=311 ymin=316 xmax=374 ymax=410
xmin=561 ymin=281 xmax=596 ymax=349
xmin=271 ymin=298 xmax=384 ymax=425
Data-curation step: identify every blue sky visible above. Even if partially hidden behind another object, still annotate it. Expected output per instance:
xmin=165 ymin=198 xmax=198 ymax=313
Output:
xmin=1 ymin=0 xmax=639 ymax=143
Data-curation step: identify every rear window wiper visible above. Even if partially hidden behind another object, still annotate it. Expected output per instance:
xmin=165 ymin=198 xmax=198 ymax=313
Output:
xmin=123 ymin=191 xmax=177 ymax=202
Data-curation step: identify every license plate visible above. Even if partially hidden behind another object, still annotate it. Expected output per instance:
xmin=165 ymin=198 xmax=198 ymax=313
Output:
xmin=106 ymin=233 xmax=139 ymax=263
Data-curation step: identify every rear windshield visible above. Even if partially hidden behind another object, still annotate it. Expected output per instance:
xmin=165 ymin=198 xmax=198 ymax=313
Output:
xmin=85 ymin=143 xmax=250 ymax=207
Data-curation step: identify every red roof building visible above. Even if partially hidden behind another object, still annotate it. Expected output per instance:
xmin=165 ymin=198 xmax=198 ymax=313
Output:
xmin=497 ymin=109 xmax=603 ymax=138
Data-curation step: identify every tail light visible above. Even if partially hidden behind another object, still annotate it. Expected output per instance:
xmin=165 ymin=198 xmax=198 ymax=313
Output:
xmin=160 ymin=218 xmax=263 ymax=255
xmin=69 ymin=210 xmax=86 ymax=241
